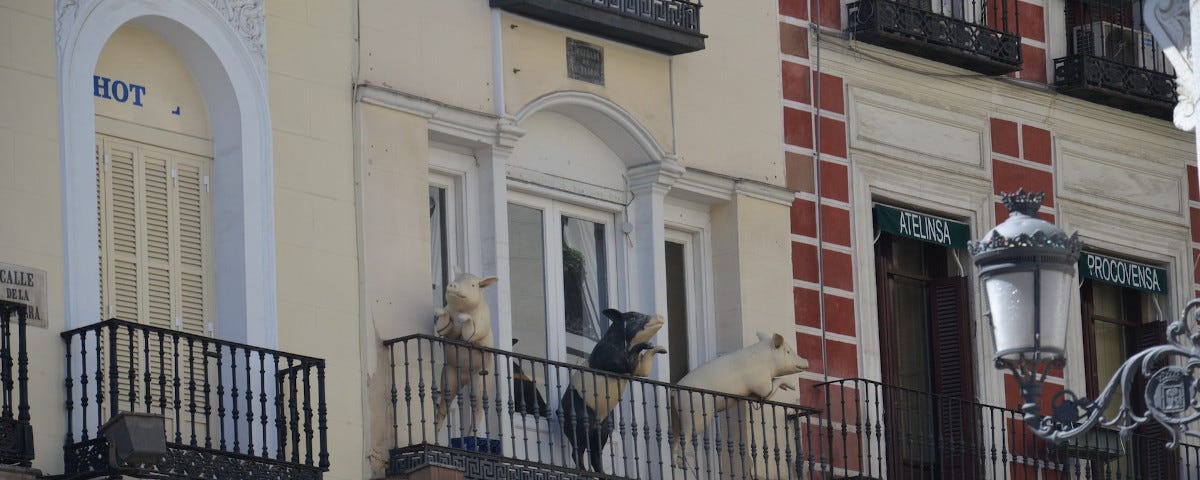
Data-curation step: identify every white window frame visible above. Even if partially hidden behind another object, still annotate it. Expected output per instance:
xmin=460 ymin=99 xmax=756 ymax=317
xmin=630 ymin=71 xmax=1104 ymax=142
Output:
xmin=506 ymin=189 xmax=623 ymax=365
xmin=663 ymin=203 xmax=716 ymax=378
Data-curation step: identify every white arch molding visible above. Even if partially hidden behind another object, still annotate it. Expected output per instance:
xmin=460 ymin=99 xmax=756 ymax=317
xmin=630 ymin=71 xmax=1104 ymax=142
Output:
xmin=55 ymin=0 xmax=277 ymax=347
xmin=512 ymin=90 xmax=674 ymax=168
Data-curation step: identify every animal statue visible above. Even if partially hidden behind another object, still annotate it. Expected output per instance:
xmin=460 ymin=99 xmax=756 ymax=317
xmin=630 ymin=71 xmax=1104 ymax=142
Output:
xmin=668 ymin=332 xmax=809 ymax=468
xmin=560 ymin=309 xmax=667 ymax=474
xmin=432 ymin=273 xmax=498 ymax=432
xmin=510 ymin=339 xmax=549 ymax=417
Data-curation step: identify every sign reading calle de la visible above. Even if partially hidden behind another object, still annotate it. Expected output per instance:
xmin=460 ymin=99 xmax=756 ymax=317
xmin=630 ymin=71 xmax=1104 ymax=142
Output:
xmin=0 ymin=262 xmax=46 ymax=325
xmin=1078 ymin=252 xmax=1168 ymax=296
xmin=873 ymin=204 xmax=971 ymax=249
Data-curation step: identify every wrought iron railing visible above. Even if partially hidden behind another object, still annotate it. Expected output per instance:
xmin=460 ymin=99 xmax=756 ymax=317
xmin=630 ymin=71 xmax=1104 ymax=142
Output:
xmin=61 ymin=319 xmax=329 ymax=480
xmin=384 ymin=334 xmax=816 ymax=479
xmin=568 ymin=0 xmax=702 ymax=33
xmin=847 ymin=0 xmax=1023 ymax=74
xmin=805 ymin=378 xmax=1198 ymax=478
xmin=0 ymin=302 xmax=32 ymax=467
xmin=1053 ymin=0 xmax=1175 ymax=117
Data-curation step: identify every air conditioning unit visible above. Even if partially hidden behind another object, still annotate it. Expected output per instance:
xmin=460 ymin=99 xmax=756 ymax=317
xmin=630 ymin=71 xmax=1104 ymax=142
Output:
xmin=1073 ymin=21 xmax=1172 ymax=73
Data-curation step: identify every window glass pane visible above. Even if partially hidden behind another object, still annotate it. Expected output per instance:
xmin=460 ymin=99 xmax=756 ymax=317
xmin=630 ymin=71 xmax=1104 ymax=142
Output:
xmin=1094 ymin=319 xmax=1126 ymax=421
xmin=429 ymin=186 xmax=448 ymax=307
xmin=1091 ymin=282 xmax=1122 ymax=318
xmin=508 ymin=204 xmax=548 ymax=360
xmin=891 ymin=235 xmax=926 ymax=275
xmin=562 ymin=216 xmax=608 ymax=365
xmin=665 ymin=241 xmax=689 ymax=383
xmin=893 ymin=276 xmax=931 ymax=392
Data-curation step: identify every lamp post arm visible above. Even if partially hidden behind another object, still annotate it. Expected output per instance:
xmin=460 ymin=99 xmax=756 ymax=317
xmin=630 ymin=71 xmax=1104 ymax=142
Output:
xmin=1016 ymin=299 xmax=1200 ymax=448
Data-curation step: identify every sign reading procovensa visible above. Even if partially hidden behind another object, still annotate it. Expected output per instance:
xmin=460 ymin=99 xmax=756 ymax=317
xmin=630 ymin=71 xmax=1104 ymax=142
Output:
xmin=873 ymin=204 xmax=971 ymax=250
xmin=1078 ymin=252 xmax=1168 ymax=296
xmin=0 ymin=262 xmax=46 ymax=326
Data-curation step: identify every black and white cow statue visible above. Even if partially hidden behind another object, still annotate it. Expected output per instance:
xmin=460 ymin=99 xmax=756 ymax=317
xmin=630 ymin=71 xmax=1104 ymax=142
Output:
xmin=560 ymin=308 xmax=666 ymax=474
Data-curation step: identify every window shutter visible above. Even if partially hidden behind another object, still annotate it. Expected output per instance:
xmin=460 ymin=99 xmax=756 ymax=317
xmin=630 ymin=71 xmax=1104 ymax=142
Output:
xmin=1131 ymin=320 xmax=1176 ymax=480
xmin=103 ymin=139 xmax=141 ymax=322
xmin=174 ymin=158 xmax=209 ymax=337
xmin=98 ymin=136 xmax=212 ymax=335
xmin=142 ymin=151 xmax=173 ymax=330
xmin=928 ymin=276 xmax=981 ymax=479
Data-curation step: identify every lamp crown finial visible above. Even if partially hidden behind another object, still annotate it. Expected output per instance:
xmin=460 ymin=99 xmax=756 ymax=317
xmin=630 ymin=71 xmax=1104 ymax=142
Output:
xmin=1001 ymin=189 xmax=1045 ymax=217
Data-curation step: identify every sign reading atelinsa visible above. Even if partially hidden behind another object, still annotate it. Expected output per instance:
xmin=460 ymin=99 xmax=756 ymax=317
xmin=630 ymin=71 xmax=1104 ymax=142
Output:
xmin=1078 ymin=252 xmax=1168 ymax=296
xmin=0 ymin=262 xmax=46 ymax=325
xmin=873 ymin=204 xmax=971 ymax=249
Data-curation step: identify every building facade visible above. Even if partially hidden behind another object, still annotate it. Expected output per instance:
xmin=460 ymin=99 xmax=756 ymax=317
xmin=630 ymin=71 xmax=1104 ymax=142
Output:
xmin=779 ymin=0 xmax=1200 ymax=475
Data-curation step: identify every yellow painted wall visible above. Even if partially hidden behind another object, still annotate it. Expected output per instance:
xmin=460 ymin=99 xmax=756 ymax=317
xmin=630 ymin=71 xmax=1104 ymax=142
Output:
xmin=358 ymin=0 xmax=495 ymax=112
xmin=355 ymin=103 xmax=436 ymax=476
xmin=709 ymin=195 xmax=796 ymax=353
xmin=673 ymin=0 xmax=786 ymax=186
xmin=502 ymin=14 xmax=674 ymax=151
xmin=95 ymin=26 xmax=211 ymax=141
xmin=265 ymin=2 xmax=363 ymax=479
xmin=0 ymin=1 xmax=65 ymax=473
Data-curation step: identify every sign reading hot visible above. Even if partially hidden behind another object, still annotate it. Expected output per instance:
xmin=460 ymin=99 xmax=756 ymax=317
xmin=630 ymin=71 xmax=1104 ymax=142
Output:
xmin=94 ymin=75 xmax=147 ymax=107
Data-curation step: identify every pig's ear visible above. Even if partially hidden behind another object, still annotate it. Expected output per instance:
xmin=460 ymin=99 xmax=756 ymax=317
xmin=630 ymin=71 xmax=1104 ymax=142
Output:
xmin=772 ymin=333 xmax=784 ymax=349
xmin=756 ymin=332 xmax=770 ymax=343
xmin=602 ymin=309 xmax=624 ymax=323
xmin=479 ymin=276 xmax=499 ymax=288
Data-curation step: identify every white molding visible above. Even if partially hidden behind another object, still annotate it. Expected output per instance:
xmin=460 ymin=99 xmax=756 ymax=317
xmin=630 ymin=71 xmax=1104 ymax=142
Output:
xmin=733 ymin=179 xmax=795 ymax=206
xmin=513 ymin=91 xmax=669 ymax=168
xmin=849 ymin=152 xmax=996 ymax=399
xmin=56 ymin=0 xmax=276 ymax=348
xmin=355 ymin=84 xmax=526 ymax=150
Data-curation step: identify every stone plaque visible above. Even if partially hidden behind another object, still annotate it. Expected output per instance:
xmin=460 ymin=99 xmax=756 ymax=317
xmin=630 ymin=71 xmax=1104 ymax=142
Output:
xmin=0 ymin=262 xmax=47 ymax=327
xmin=567 ymin=38 xmax=604 ymax=85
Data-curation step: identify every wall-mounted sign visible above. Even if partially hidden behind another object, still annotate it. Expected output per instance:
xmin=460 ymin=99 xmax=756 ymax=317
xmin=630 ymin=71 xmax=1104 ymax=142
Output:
xmin=0 ymin=262 xmax=46 ymax=326
xmin=94 ymin=75 xmax=146 ymax=107
xmin=567 ymin=38 xmax=604 ymax=85
xmin=873 ymin=204 xmax=970 ymax=249
xmin=1078 ymin=251 xmax=1168 ymax=296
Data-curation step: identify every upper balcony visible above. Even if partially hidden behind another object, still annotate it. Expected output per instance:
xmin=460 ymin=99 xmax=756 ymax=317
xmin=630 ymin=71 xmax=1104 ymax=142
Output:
xmin=846 ymin=0 xmax=1023 ymax=75
xmin=1052 ymin=0 xmax=1176 ymax=119
xmin=490 ymin=0 xmax=706 ymax=55
xmin=384 ymin=334 xmax=815 ymax=479
xmin=60 ymin=319 xmax=329 ymax=480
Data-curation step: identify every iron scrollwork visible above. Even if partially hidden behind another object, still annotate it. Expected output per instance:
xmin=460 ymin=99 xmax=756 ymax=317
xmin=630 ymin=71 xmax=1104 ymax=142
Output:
xmin=1005 ymin=298 xmax=1200 ymax=447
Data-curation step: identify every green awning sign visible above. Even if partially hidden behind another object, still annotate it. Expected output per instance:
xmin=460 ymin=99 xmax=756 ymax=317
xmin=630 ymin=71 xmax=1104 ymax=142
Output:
xmin=873 ymin=204 xmax=970 ymax=249
xmin=1078 ymin=252 xmax=1168 ymax=296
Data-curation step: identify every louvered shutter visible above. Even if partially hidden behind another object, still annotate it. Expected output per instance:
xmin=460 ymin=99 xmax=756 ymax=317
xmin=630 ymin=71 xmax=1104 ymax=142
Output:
xmin=98 ymin=136 xmax=214 ymax=429
xmin=98 ymin=135 xmax=212 ymax=333
xmin=174 ymin=158 xmax=209 ymax=337
xmin=103 ymin=139 xmax=141 ymax=323
xmin=1131 ymin=321 xmax=1176 ymax=480
xmin=928 ymin=276 xmax=981 ymax=479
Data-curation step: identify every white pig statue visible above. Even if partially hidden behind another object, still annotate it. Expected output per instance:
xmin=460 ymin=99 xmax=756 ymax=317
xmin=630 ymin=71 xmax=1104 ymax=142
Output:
xmin=668 ymin=332 xmax=809 ymax=468
xmin=432 ymin=273 xmax=498 ymax=432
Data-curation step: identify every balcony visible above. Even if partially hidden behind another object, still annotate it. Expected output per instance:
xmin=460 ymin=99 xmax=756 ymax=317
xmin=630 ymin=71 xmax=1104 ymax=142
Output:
xmin=1053 ymin=3 xmax=1176 ymax=119
xmin=0 ymin=302 xmax=33 ymax=468
xmin=805 ymin=378 xmax=1193 ymax=478
xmin=60 ymin=319 xmax=329 ymax=480
xmin=384 ymin=334 xmax=816 ymax=479
xmin=490 ymin=0 xmax=706 ymax=55
xmin=846 ymin=0 xmax=1022 ymax=75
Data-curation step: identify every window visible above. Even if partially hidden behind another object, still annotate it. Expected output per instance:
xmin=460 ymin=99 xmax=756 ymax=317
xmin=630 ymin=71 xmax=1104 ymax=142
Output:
xmin=507 ymin=194 xmax=618 ymax=367
xmin=1080 ymin=272 xmax=1174 ymax=478
xmin=872 ymin=204 xmax=975 ymax=477
xmin=97 ymin=134 xmax=213 ymax=335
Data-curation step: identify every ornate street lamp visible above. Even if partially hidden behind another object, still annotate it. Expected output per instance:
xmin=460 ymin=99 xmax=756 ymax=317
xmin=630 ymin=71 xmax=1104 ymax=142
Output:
xmin=971 ymin=189 xmax=1199 ymax=446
